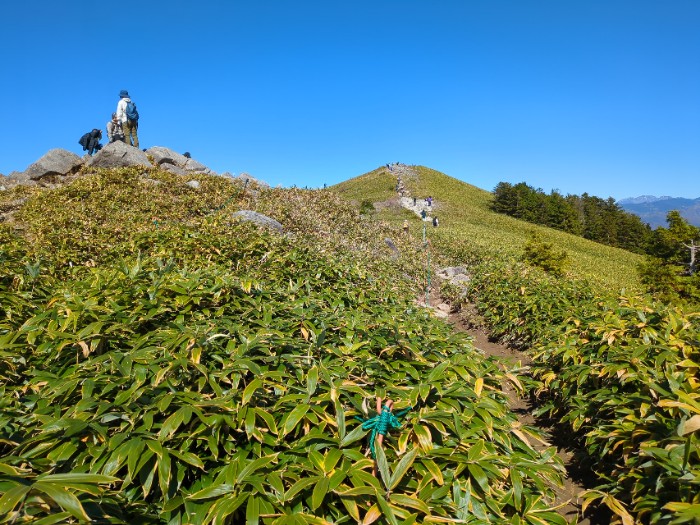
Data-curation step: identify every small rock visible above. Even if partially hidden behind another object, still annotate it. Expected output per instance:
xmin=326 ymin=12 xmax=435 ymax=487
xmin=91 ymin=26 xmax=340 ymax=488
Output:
xmin=438 ymin=266 xmax=468 ymax=278
xmin=231 ymin=210 xmax=283 ymax=232
xmin=384 ymin=237 xmax=400 ymax=258
xmin=186 ymin=180 xmax=201 ymax=189
xmin=236 ymin=173 xmax=270 ymax=188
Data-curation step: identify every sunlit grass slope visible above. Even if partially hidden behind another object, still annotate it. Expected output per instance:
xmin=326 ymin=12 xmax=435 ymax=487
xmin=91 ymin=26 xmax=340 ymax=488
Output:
xmin=332 ymin=165 xmax=643 ymax=293
xmin=0 ymin=167 xmax=570 ymax=523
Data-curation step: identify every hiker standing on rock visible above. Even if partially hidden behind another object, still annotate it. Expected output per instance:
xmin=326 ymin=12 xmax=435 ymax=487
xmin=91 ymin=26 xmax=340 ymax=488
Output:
xmin=116 ymin=90 xmax=139 ymax=148
xmin=106 ymin=113 xmax=125 ymax=143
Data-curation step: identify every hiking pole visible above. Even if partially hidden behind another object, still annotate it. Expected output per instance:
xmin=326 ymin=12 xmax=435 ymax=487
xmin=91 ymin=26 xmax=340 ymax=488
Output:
xmin=426 ymin=242 xmax=431 ymax=307
xmin=423 ymin=222 xmax=430 ymax=307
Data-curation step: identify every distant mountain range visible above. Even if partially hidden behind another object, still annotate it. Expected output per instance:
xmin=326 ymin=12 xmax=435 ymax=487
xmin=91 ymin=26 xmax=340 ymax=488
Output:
xmin=618 ymin=196 xmax=700 ymax=228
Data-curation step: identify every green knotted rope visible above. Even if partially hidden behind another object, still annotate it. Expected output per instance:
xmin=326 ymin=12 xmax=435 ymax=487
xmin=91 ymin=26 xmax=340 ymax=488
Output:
xmin=356 ymin=405 xmax=411 ymax=459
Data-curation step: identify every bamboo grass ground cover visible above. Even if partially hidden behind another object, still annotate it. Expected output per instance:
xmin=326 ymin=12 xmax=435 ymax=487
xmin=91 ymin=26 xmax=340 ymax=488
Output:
xmin=466 ymin=259 xmax=700 ymax=524
xmin=332 ymin=166 xmax=700 ymax=524
xmin=0 ymin=169 xmax=567 ymax=523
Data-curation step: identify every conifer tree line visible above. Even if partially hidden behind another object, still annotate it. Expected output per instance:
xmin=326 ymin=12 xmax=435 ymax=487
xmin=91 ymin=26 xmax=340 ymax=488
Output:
xmin=492 ymin=182 xmax=700 ymax=303
xmin=491 ymin=182 xmax=652 ymax=253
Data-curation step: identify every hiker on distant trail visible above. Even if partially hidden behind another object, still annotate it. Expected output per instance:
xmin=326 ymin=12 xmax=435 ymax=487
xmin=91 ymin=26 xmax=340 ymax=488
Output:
xmin=78 ymin=129 xmax=103 ymax=155
xmin=432 ymin=216 xmax=439 ymax=228
xmin=116 ymin=89 xmax=139 ymax=148
xmin=420 ymin=209 xmax=427 ymax=220
xmin=413 ymin=197 xmax=417 ymax=206
xmin=427 ymin=196 xmax=433 ymax=207
xmin=403 ymin=219 xmax=409 ymax=235
xmin=106 ymin=113 xmax=125 ymax=143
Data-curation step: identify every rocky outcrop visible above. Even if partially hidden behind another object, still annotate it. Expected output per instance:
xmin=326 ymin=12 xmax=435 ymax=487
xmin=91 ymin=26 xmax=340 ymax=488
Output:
xmin=23 ymin=149 xmax=83 ymax=180
xmin=231 ymin=210 xmax=283 ymax=232
xmin=184 ymin=158 xmax=212 ymax=174
xmin=146 ymin=146 xmax=189 ymax=167
xmin=146 ymin=146 xmax=213 ymax=175
xmin=5 ymin=145 xmax=266 ymax=189
xmin=87 ymin=141 xmax=151 ymax=169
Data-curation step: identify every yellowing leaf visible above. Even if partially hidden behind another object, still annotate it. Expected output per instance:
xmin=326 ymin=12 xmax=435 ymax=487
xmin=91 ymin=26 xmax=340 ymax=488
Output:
xmin=361 ymin=504 xmax=382 ymax=525
xmin=474 ymin=377 xmax=484 ymax=398
xmin=658 ymin=400 xmax=700 ymax=414
xmin=679 ymin=415 xmax=700 ymax=436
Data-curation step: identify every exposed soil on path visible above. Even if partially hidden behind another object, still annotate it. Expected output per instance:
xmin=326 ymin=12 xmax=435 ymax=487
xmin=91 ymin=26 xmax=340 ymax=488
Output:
xmin=427 ymin=297 xmax=600 ymax=524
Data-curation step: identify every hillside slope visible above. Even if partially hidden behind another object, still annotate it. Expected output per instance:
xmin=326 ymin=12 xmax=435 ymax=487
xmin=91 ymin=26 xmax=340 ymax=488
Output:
xmin=332 ymin=164 xmax=643 ymax=293
xmin=0 ymin=166 xmax=569 ymax=523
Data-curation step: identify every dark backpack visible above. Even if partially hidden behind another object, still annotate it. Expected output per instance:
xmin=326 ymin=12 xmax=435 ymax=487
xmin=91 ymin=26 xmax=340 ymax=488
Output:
xmin=125 ymin=101 xmax=139 ymax=122
xmin=78 ymin=132 xmax=91 ymax=150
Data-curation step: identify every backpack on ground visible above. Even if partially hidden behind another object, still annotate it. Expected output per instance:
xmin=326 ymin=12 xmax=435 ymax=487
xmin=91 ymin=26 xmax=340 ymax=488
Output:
xmin=78 ymin=132 xmax=91 ymax=150
xmin=125 ymin=101 xmax=139 ymax=122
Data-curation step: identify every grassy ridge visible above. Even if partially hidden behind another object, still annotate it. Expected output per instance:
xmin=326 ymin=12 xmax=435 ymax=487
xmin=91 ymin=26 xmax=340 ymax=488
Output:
xmin=334 ymin=166 xmax=700 ymax=524
xmin=333 ymin=165 xmax=642 ymax=293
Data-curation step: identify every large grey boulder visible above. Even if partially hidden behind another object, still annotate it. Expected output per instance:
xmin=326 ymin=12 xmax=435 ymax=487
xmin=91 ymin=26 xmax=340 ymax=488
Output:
xmin=23 ymin=149 xmax=83 ymax=180
xmin=146 ymin=146 xmax=189 ymax=167
xmin=87 ymin=141 xmax=151 ymax=169
xmin=231 ymin=210 xmax=283 ymax=232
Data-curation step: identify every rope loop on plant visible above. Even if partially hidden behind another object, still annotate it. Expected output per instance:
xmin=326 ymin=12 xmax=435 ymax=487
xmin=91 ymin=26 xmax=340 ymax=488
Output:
xmin=356 ymin=398 xmax=411 ymax=459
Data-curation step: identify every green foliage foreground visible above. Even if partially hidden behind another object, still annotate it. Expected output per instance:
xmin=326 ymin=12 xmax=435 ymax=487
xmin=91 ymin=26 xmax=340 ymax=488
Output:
xmin=466 ymin=261 xmax=700 ymax=525
xmin=0 ymin=170 xmax=566 ymax=524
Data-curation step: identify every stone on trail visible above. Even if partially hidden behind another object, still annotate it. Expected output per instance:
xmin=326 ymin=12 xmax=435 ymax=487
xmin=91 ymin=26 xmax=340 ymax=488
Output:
xmin=437 ymin=266 xmax=468 ymax=279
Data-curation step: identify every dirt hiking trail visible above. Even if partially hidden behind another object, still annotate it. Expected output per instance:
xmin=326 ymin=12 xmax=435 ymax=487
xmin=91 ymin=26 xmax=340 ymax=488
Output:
xmin=442 ymin=298 xmax=603 ymax=525
xmin=389 ymin=165 xmax=603 ymax=524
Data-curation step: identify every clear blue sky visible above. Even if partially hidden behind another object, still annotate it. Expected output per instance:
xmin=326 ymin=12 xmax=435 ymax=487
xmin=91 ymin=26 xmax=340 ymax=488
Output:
xmin=2 ymin=1 xmax=698 ymax=200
